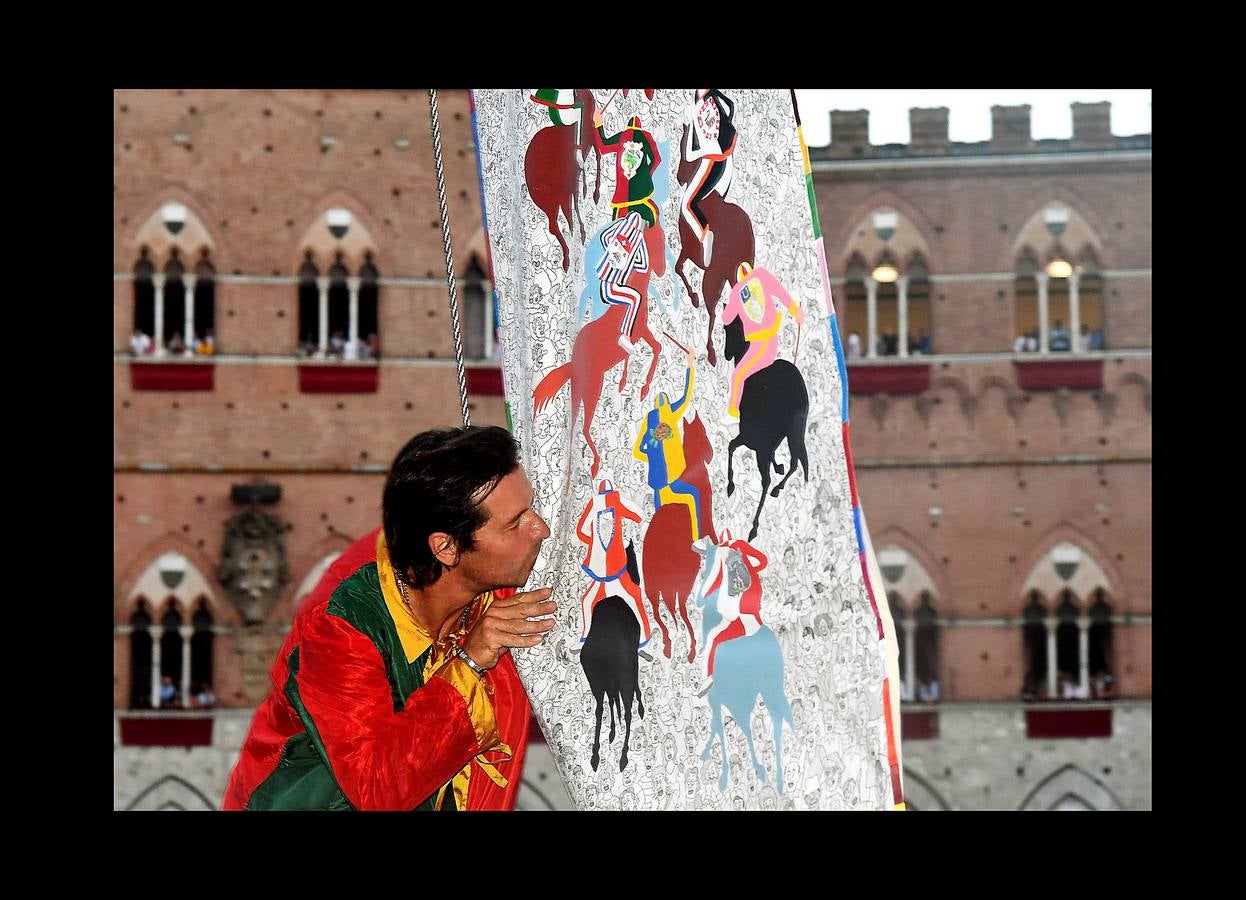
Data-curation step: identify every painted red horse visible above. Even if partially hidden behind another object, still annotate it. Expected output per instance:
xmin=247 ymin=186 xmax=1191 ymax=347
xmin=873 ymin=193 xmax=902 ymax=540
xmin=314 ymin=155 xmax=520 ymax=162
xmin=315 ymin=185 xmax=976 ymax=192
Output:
xmin=640 ymin=412 xmax=716 ymax=663
xmin=524 ymin=89 xmax=601 ymax=271
xmin=533 ymin=223 xmax=667 ymax=476
xmin=674 ymin=122 xmax=755 ymax=366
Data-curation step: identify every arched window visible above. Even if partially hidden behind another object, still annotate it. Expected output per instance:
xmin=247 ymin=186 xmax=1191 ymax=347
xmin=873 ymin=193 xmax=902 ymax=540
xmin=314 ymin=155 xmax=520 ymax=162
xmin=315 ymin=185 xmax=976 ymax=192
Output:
xmin=129 ymin=600 xmax=153 ymax=709
xmin=297 ymin=250 xmax=320 ymax=356
xmin=887 ymin=592 xmax=908 ymax=700
xmin=1075 ymin=246 xmax=1105 ymax=351
xmin=162 ymin=249 xmax=186 ymax=351
xmin=192 ymin=249 xmax=216 ymax=354
xmin=1022 ymin=592 xmax=1047 ymax=700
xmin=840 ymin=253 xmax=869 ymax=359
xmin=1088 ymin=590 xmax=1115 ymax=697
xmin=1055 ymin=590 xmax=1080 ymax=695
xmin=358 ymin=252 xmax=380 ymax=358
xmin=327 ymin=252 xmax=350 ymax=356
xmin=462 ymin=254 xmax=488 ymax=360
xmin=905 ymin=252 xmax=933 ymax=355
xmin=132 ymin=248 xmax=156 ymax=352
xmin=190 ymin=599 xmax=214 ymax=702
xmin=160 ymin=604 xmax=184 ymax=707
xmin=913 ymin=593 xmax=939 ymax=701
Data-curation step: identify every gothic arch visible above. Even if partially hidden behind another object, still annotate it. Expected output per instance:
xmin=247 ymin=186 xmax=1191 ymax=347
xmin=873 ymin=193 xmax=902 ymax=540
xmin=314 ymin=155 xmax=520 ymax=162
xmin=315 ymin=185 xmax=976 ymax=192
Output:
xmin=125 ymin=774 xmax=217 ymax=811
xmin=291 ymin=189 xmax=386 ymax=273
xmin=116 ymin=534 xmax=232 ymax=624
xmin=1008 ymin=522 xmax=1126 ymax=611
xmin=831 ymin=190 xmax=939 ymax=272
xmin=1010 ymin=185 xmax=1110 ymax=269
xmin=128 ymin=189 xmax=223 ymax=270
xmin=1020 ymin=764 xmax=1122 ymax=811
xmin=899 ymin=767 xmax=951 ymax=811
xmin=872 ymin=525 xmax=951 ymax=603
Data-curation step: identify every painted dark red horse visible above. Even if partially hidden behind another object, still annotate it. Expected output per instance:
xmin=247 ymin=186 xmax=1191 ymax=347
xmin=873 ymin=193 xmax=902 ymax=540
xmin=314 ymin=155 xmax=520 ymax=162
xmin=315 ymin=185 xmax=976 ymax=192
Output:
xmin=533 ymin=224 xmax=667 ymax=476
xmin=523 ymin=89 xmax=600 ymax=271
xmin=674 ymin=122 xmax=755 ymax=366
xmin=640 ymin=412 xmax=716 ymax=663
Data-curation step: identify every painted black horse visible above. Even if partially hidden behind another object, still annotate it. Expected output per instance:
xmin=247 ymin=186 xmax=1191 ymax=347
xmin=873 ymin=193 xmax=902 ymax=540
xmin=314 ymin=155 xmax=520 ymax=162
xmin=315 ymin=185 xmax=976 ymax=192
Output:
xmin=723 ymin=317 xmax=810 ymax=541
xmin=580 ymin=545 xmax=645 ymax=771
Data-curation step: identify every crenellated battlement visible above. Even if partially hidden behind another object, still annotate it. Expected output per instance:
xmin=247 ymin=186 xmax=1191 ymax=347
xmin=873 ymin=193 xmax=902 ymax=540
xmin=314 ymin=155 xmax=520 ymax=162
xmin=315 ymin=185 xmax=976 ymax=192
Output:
xmin=812 ymin=101 xmax=1151 ymax=160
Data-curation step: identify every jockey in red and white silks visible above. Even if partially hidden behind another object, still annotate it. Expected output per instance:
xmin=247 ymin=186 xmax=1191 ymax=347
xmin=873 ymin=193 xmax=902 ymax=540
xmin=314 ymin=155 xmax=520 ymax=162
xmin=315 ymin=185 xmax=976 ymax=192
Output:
xmin=576 ymin=478 xmax=651 ymax=645
xmin=698 ymin=528 xmax=767 ymax=679
xmin=680 ymin=89 xmax=737 ymax=266
xmin=721 ymin=261 xmax=806 ymax=420
xmin=595 ymin=211 xmax=650 ymax=352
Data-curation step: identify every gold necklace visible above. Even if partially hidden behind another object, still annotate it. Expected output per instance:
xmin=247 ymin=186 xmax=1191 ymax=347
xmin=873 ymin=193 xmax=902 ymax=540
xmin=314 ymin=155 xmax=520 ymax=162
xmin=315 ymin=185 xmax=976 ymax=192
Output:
xmin=397 ymin=576 xmax=473 ymax=636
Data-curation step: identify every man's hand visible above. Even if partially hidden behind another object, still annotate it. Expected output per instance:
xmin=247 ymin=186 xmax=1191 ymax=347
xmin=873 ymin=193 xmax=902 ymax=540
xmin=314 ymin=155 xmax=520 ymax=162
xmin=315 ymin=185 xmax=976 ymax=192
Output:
xmin=684 ymin=347 xmax=697 ymax=366
xmin=794 ymin=305 xmax=807 ymax=327
xmin=462 ymin=588 xmax=556 ymax=670
xmin=593 ymin=111 xmax=604 ymax=128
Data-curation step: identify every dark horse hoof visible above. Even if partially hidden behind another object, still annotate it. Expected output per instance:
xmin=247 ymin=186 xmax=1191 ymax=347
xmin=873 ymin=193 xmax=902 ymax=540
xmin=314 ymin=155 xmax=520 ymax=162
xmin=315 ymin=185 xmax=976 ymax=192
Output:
xmin=727 ymin=480 xmax=735 ymax=497
xmin=773 ymin=462 xmax=785 ymax=474
xmin=770 ymin=485 xmax=782 ymax=498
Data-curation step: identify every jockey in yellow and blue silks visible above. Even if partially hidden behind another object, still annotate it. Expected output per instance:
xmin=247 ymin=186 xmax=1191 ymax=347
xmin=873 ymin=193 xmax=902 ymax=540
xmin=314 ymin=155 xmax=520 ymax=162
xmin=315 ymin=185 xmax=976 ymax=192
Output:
xmin=633 ymin=349 xmax=702 ymax=540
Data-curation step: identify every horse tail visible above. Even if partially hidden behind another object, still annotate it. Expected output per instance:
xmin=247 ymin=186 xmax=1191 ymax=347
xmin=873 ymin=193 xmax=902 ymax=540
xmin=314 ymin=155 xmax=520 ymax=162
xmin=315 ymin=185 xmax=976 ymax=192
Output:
xmin=533 ymin=363 xmax=572 ymax=415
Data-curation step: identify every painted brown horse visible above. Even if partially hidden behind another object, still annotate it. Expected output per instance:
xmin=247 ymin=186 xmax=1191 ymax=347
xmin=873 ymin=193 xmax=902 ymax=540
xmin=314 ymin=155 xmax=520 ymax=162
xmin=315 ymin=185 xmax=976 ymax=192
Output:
xmin=524 ymin=89 xmax=600 ymax=271
xmin=533 ymin=223 xmax=667 ymax=476
xmin=640 ymin=412 xmax=715 ymax=663
xmin=674 ymin=122 xmax=755 ymax=366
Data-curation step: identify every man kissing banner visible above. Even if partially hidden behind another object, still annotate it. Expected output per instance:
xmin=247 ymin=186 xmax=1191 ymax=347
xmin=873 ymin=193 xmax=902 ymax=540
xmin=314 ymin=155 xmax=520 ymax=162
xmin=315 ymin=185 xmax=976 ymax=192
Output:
xmin=471 ymin=88 xmax=904 ymax=810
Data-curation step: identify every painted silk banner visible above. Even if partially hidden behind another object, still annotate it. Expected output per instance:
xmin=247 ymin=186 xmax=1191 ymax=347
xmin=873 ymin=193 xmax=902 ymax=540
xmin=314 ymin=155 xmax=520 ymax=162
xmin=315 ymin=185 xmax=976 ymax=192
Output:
xmin=471 ymin=89 xmax=902 ymax=810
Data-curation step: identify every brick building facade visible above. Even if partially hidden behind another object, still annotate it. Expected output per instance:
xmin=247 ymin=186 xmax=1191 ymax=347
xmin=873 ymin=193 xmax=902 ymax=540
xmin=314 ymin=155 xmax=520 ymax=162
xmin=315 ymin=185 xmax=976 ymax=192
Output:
xmin=113 ymin=90 xmax=1150 ymax=809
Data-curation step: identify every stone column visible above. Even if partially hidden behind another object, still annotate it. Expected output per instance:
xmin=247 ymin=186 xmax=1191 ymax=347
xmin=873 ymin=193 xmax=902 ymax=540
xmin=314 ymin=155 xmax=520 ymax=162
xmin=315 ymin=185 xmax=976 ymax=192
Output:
xmin=347 ymin=275 xmax=361 ymax=358
xmin=897 ymin=275 xmax=910 ymax=358
xmin=1036 ymin=272 xmax=1050 ymax=354
xmin=1068 ymin=271 xmax=1081 ymax=352
xmin=316 ymin=276 xmax=329 ymax=357
xmin=904 ymin=620 xmax=916 ymax=702
xmin=1045 ymin=616 xmax=1058 ymax=699
xmin=183 ymin=274 xmax=197 ymax=349
xmin=150 ymin=625 xmax=163 ymax=708
xmin=179 ymin=625 xmax=194 ymax=707
xmin=866 ymin=278 xmax=879 ymax=359
xmin=1077 ymin=616 xmax=1091 ymax=698
xmin=152 ymin=273 xmax=166 ymax=356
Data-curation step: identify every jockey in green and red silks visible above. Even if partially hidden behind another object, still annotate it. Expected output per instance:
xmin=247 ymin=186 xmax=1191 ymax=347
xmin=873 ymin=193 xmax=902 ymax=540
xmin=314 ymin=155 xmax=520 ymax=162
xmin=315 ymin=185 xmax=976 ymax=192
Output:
xmin=594 ymin=112 xmax=662 ymax=227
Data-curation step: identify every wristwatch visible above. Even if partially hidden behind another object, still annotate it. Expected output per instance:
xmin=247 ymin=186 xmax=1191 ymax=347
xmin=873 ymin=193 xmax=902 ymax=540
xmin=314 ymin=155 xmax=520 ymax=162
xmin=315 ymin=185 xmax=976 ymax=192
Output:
xmin=454 ymin=646 xmax=488 ymax=679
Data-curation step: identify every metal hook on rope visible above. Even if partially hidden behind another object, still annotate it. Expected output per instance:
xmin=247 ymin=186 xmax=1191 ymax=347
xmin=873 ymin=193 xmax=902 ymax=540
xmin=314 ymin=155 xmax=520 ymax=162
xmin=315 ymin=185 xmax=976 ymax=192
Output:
xmin=428 ymin=88 xmax=472 ymax=428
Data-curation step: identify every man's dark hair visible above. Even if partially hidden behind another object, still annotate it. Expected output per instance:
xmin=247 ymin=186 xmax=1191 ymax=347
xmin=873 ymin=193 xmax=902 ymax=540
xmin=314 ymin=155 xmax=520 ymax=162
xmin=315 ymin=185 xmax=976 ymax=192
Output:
xmin=383 ymin=425 xmax=521 ymax=589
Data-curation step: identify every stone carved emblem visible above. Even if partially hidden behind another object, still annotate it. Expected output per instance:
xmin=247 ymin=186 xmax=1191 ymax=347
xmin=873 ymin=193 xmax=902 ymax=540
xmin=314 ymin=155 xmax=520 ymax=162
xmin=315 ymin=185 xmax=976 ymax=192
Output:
xmin=218 ymin=506 xmax=290 ymax=624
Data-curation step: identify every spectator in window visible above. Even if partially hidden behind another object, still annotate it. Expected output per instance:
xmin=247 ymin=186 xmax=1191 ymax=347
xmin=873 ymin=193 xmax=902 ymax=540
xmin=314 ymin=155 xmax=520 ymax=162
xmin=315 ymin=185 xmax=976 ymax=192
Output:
xmin=1014 ymin=333 xmax=1029 ymax=353
xmin=366 ymin=332 xmax=380 ymax=360
xmin=196 ymin=328 xmax=216 ymax=356
xmin=196 ymin=682 xmax=217 ymax=709
xmin=846 ymin=330 xmax=861 ymax=359
xmin=131 ymin=328 xmax=152 ymax=356
xmin=168 ymin=331 xmax=187 ymax=356
xmin=159 ymin=675 xmax=178 ymax=708
xmin=1024 ymin=329 xmax=1039 ymax=352
xmin=918 ymin=333 xmax=931 ymax=355
xmin=329 ymin=330 xmax=346 ymax=358
xmin=1049 ymin=319 xmax=1071 ymax=352
xmin=1088 ymin=327 xmax=1105 ymax=351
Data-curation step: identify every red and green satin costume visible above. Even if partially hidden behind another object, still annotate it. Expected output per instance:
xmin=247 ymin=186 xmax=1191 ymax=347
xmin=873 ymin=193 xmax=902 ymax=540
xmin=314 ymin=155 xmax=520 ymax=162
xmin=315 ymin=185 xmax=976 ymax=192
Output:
xmin=222 ymin=528 xmax=530 ymax=811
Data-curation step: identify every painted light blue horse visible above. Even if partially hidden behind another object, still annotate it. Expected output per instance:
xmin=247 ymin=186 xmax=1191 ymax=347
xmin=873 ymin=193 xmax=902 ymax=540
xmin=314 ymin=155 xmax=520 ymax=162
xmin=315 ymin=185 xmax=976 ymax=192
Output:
xmin=692 ymin=535 xmax=794 ymax=794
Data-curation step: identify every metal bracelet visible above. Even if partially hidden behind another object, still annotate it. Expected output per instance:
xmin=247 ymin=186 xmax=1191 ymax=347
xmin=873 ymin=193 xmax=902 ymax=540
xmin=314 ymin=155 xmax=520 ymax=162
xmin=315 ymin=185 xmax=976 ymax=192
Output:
xmin=455 ymin=646 xmax=488 ymax=679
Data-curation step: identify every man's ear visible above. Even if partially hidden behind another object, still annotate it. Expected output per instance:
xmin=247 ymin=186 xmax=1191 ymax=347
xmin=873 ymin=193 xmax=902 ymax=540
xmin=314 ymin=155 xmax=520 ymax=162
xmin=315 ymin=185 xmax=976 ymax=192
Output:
xmin=428 ymin=532 xmax=460 ymax=568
